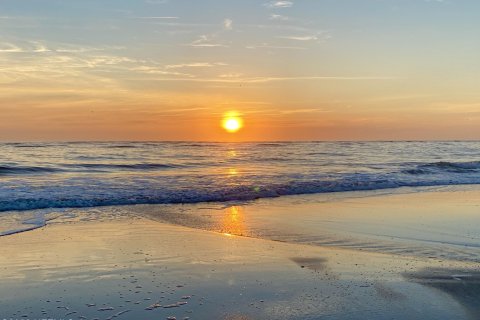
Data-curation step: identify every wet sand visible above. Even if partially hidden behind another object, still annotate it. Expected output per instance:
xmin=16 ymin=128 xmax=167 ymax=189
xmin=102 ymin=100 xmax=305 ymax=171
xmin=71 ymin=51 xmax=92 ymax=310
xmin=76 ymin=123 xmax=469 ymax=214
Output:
xmin=138 ymin=185 xmax=480 ymax=262
xmin=0 ymin=187 xmax=479 ymax=319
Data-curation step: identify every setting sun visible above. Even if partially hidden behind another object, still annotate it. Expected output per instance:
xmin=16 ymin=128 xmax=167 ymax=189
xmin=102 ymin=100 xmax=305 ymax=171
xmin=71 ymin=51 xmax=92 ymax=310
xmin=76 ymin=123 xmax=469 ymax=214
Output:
xmin=222 ymin=113 xmax=243 ymax=133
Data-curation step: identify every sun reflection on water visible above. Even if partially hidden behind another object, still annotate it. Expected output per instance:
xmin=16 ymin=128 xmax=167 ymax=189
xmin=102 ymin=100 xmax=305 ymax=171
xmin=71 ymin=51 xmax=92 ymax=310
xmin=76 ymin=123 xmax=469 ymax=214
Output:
xmin=228 ymin=168 xmax=238 ymax=176
xmin=220 ymin=206 xmax=246 ymax=237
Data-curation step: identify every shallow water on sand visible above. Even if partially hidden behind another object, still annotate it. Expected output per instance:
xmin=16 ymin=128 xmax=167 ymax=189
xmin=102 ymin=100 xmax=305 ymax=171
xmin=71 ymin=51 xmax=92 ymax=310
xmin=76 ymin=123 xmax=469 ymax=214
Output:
xmin=135 ymin=186 xmax=480 ymax=263
xmin=3 ymin=186 xmax=479 ymax=264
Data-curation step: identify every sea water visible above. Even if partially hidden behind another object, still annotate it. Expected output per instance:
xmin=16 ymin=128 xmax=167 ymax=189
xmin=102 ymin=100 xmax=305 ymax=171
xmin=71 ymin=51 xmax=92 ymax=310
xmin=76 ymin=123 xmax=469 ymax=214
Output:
xmin=1 ymin=141 xmax=479 ymax=211
xmin=0 ymin=141 xmax=479 ymax=239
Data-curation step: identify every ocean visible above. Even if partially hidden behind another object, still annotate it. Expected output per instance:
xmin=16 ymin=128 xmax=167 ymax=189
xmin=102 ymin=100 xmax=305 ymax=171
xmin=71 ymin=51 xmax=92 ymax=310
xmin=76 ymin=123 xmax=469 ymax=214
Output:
xmin=0 ymin=141 xmax=479 ymax=212
xmin=1 ymin=141 xmax=480 ymax=262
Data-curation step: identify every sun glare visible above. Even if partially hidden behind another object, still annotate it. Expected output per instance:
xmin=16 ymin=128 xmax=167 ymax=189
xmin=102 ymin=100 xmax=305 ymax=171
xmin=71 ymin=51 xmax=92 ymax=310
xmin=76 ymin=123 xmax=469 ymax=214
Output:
xmin=222 ymin=113 xmax=243 ymax=133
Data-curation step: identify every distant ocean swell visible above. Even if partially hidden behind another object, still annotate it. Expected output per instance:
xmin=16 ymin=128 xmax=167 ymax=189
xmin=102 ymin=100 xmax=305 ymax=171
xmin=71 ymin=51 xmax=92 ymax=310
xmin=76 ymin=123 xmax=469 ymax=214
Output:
xmin=0 ymin=163 xmax=180 ymax=175
xmin=419 ymin=160 xmax=480 ymax=171
xmin=0 ymin=165 xmax=60 ymax=175
xmin=0 ymin=160 xmax=479 ymax=177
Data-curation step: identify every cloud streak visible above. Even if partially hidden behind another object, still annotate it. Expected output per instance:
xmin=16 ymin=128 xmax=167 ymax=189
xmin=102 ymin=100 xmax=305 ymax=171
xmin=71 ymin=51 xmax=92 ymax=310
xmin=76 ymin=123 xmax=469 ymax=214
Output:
xmin=134 ymin=16 xmax=179 ymax=19
xmin=246 ymin=44 xmax=306 ymax=50
xmin=278 ymin=35 xmax=319 ymax=41
xmin=223 ymin=18 xmax=233 ymax=30
xmin=269 ymin=14 xmax=289 ymax=21
xmin=265 ymin=1 xmax=294 ymax=8
xmin=165 ymin=62 xmax=227 ymax=69
xmin=187 ymin=35 xmax=229 ymax=48
xmin=0 ymin=43 xmax=23 ymax=53
xmin=137 ymin=75 xmax=401 ymax=84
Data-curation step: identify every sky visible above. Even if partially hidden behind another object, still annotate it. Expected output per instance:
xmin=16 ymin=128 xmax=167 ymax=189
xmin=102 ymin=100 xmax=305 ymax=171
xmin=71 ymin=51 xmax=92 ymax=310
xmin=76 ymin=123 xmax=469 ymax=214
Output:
xmin=0 ymin=0 xmax=479 ymax=141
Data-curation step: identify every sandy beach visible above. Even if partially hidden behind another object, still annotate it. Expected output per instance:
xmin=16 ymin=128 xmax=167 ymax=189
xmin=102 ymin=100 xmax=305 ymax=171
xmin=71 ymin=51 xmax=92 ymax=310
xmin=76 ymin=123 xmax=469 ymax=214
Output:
xmin=2 ymin=0 xmax=479 ymax=317
xmin=1 ymin=187 xmax=479 ymax=320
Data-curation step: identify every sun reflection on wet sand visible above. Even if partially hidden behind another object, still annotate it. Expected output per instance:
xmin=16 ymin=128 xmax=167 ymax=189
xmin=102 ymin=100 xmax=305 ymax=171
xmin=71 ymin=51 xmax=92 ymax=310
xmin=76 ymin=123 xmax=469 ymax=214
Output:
xmin=220 ymin=206 xmax=246 ymax=237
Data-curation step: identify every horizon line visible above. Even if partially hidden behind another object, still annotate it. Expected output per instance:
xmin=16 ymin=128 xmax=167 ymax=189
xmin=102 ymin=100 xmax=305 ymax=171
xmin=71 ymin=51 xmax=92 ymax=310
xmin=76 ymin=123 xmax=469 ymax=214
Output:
xmin=1 ymin=139 xmax=479 ymax=144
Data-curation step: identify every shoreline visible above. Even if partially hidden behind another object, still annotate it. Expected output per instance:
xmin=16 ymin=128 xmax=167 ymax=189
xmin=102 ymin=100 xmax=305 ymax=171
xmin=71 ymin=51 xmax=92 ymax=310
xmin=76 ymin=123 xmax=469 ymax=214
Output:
xmin=127 ymin=184 xmax=480 ymax=262
xmin=1 ymin=183 xmax=479 ymax=239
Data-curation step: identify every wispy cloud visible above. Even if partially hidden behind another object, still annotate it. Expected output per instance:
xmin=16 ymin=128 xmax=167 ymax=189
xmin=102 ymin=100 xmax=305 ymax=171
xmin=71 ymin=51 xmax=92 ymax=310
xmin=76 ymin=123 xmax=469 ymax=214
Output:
xmin=130 ymin=66 xmax=194 ymax=77
xmin=265 ymin=1 xmax=294 ymax=8
xmin=140 ymin=75 xmax=400 ymax=84
xmin=246 ymin=44 xmax=306 ymax=50
xmin=55 ymin=46 xmax=107 ymax=53
xmin=135 ymin=16 xmax=179 ymax=20
xmin=187 ymin=35 xmax=229 ymax=48
xmin=218 ymin=75 xmax=400 ymax=83
xmin=0 ymin=40 xmax=148 ymax=88
xmin=278 ymin=31 xmax=331 ymax=42
xmin=0 ymin=43 xmax=23 ymax=53
xmin=278 ymin=35 xmax=318 ymax=41
xmin=81 ymin=55 xmax=138 ymax=68
xmin=0 ymin=41 xmax=115 ymax=54
xmin=218 ymin=73 xmax=243 ymax=78
xmin=280 ymin=108 xmax=328 ymax=114
xmin=223 ymin=18 xmax=233 ymax=30
xmin=247 ymin=23 xmax=316 ymax=33
xmin=269 ymin=14 xmax=289 ymax=21
xmin=32 ymin=42 xmax=51 ymax=53
xmin=166 ymin=62 xmax=227 ymax=69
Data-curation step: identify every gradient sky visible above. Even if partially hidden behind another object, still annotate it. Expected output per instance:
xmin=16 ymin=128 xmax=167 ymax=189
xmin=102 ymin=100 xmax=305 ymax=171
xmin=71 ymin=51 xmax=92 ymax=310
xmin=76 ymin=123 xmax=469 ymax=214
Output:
xmin=1 ymin=0 xmax=479 ymax=141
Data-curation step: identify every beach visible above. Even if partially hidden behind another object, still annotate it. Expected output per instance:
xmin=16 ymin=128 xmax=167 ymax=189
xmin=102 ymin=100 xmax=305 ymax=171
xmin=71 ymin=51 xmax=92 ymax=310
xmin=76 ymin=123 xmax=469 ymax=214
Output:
xmin=2 ymin=0 xmax=480 ymax=317
xmin=1 ymin=186 xmax=479 ymax=320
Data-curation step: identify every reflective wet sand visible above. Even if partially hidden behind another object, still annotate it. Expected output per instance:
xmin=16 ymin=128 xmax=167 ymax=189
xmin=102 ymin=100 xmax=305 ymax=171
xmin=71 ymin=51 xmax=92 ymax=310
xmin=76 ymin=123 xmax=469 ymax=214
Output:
xmin=1 ymin=194 xmax=479 ymax=319
xmin=140 ymin=186 xmax=480 ymax=262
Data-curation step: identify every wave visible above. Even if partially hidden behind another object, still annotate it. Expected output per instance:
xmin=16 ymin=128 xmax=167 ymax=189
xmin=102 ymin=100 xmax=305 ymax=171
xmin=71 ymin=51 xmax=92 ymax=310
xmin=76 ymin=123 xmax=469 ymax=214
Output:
xmin=404 ymin=161 xmax=480 ymax=175
xmin=1 ymin=175 xmax=479 ymax=212
xmin=253 ymin=143 xmax=287 ymax=147
xmin=0 ymin=165 xmax=61 ymax=175
xmin=12 ymin=144 xmax=48 ymax=148
xmin=8 ymin=143 xmax=68 ymax=148
xmin=104 ymin=145 xmax=139 ymax=149
xmin=174 ymin=143 xmax=221 ymax=148
xmin=64 ymin=163 xmax=180 ymax=171
xmin=422 ymin=161 xmax=480 ymax=170
xmin=0 ymin=163 xmax=182 ymax=176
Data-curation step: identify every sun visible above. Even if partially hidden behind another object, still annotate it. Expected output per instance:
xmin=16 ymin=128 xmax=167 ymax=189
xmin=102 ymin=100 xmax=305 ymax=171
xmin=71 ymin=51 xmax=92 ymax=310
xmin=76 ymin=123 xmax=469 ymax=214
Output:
xmin=223 ymin=118 xmax=241 ymax=132
xmin=222 ymin=113 xmax=243 ymax=133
